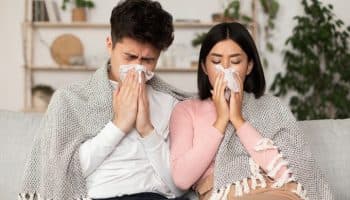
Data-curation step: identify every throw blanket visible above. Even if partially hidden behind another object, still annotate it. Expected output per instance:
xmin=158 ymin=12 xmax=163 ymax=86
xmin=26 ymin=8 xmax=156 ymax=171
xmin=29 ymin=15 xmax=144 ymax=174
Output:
xmin=213 ymin=92 xmax=334 ymax=200
xmin=20 ymin=62 xmax=191 ymax=200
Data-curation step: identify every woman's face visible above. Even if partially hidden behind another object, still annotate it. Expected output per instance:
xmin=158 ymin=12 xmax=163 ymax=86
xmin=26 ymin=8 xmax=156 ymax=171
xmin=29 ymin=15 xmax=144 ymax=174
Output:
xmin=203 ymin=39 xmax=253 ymax=88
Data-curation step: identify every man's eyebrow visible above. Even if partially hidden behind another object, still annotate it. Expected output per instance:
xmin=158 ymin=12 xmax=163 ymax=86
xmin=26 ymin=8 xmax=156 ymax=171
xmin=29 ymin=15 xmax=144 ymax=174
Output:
xmin=124 ymin=52 xmax=138 ymax=57
xmin=141 ymin=56 xmax=156 ymax=61
xmin=124 ymin=52 xmax=156 ymax=60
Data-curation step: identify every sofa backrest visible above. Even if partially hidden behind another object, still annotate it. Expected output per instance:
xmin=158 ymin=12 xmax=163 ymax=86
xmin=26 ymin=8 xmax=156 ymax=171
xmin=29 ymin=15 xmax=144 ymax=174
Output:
xmin=0 ymin=110 xmax=349 ymax=199
xmin=299 ymin=119 xmax=350 ymax=200
xmin=0 ymin=110 xmax=42 ymax=200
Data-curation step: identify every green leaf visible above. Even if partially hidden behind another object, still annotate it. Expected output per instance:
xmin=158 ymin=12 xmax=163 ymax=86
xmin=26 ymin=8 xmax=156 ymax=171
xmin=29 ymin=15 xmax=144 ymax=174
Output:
xmin=61 ymin=0 xmax=70 ymax=10
xmin=63 ymin=0 xmax=95 ymax=9
xmin=266 ymin=42 xmax=274 ymax=52
xmin=260 ymin=0 xmax=269 ymax=13
xmin=263 ymin=57 xmax=268 ymax=68
xmin=269 ymin=1 xmax=279 ymax=19
xmin=224 ymin=0 xmax=240 ymax=19
xmin=191 ymin=32 xmax=207 ymax=47
xmin=241 ymin=15 xmax=252 ymax=23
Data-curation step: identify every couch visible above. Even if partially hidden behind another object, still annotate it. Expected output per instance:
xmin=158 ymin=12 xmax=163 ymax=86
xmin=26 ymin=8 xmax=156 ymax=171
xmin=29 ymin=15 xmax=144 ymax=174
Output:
xmin=0 ymin=110 xmax=349 ymax=200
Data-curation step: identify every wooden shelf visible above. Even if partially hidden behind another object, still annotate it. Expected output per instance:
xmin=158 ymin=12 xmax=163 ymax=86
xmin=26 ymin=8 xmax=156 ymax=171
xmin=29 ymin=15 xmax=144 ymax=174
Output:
xmin=23 ymin=0 xmax=257 ymax=111
xmin=27 ymin=65 xmax=197 ymax=72
xmin=28 ymin=21 xmax=218 ymax=29
xmin=156 ymin=67 xmax=197 ymax=72
xmin=28 ymin=65 xmax=96 ymax=71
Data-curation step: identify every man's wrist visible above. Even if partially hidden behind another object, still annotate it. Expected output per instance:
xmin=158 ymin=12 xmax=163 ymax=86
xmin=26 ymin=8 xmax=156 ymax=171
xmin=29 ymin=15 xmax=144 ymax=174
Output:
xmin=138 ymin=124 xmax=154 ymax=137
xmin=112 ymin=118 xmax=130 ymax=134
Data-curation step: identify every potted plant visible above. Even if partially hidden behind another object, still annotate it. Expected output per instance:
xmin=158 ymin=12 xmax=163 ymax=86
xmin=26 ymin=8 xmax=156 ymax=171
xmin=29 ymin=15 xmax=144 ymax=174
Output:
xmin=62 ymin=0 xmax=95 ymax=22
xmin=212 ymin=1 xmax=252 ymax=23
xmin=270 ymin=0 xmax=350 ymax=120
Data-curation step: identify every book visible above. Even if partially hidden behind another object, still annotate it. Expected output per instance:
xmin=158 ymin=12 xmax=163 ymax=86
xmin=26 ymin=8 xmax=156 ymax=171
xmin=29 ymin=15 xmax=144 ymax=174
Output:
xmin=41 ymin=1 xmax=49 ymax=21
xmin=32 ymin=0 xmax=49 ymax=22
xmin=45 ymin=0 xmax=61 ymax=22
xmin=32 ymin=0 xmax=39 ymax=21
xmin=52 ymin=1 xmax=61 ymax=22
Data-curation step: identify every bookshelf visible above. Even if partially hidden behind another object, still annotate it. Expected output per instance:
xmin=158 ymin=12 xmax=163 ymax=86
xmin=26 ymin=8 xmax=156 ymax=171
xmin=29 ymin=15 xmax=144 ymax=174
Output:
xmin=28 ymin=65 xmax=197 ymax=72
xmin=29 ymin=21 xmax=219 ymax=28
xmin=23 ymin=0 xmax=258 ymax=110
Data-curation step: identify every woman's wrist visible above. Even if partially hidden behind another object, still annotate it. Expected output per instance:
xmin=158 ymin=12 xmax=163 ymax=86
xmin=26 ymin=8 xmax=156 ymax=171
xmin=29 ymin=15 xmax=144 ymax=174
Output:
xmin=231 ymin=117 xmax=245 ymax=130
xmin=213 ymin=118 xmax=229 ymax=134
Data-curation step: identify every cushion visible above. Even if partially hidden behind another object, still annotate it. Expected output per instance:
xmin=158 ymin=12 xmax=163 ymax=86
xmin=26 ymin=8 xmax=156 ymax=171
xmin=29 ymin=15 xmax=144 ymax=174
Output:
xmin=0 ymin=109 xmax=349 ymax=200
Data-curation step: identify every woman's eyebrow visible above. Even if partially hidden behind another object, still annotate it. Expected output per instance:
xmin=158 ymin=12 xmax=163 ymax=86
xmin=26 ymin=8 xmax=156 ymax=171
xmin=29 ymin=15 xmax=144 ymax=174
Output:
xmin=210 ymin=53 xmax=241 ymax=57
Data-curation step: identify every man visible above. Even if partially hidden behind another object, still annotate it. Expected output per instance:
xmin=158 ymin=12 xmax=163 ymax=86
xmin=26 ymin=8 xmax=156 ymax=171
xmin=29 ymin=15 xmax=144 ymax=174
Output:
xmin=20 ymin=0 xmax=191 ymax=199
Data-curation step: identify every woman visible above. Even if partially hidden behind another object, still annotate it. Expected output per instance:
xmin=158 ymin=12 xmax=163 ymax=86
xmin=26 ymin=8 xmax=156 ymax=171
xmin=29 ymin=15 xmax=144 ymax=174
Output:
xmin=169 ymin=22 xmax=333 ymax=200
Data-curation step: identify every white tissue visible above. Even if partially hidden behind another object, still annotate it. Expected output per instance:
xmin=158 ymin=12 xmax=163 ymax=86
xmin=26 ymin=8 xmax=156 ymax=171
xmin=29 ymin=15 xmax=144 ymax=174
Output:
xmin=214 ymin=64 xmax=240 ymax=100
xmin=119 ymin=64 xmax=154 ymax=83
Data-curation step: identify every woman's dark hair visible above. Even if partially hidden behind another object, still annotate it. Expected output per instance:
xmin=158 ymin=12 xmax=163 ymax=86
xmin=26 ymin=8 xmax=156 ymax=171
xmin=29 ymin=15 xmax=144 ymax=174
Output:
xmin=110 ymin=0 xmax=174 ymax=50
xmin=197 ymin=22 xmax=266 ymax=99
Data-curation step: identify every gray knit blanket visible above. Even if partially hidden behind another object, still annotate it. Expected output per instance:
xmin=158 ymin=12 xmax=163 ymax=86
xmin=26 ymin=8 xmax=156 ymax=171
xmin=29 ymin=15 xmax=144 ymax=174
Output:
xmin=213 ymin=92 xmax=334 ymax=200
xmin=20 ymin=62 xmax=191 ymax=200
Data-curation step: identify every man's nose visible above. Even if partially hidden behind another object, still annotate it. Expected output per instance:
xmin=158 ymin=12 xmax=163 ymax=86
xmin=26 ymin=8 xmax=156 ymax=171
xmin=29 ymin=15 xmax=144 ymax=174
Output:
xmin=136 ymin=58 xmax=143 ymax=65
xmin=129 ymin=57 xmax=142 ymax=65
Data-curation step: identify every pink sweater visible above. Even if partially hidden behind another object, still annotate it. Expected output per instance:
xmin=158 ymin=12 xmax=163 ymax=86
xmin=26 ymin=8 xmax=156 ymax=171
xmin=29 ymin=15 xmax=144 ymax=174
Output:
xmin=170 ymin=99 xmax=288 ymax=190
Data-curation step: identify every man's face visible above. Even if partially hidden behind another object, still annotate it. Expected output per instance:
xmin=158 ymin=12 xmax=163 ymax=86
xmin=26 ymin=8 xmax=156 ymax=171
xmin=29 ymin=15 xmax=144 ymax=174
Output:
xmin=106 ymin=37 xmax=161 ymax=82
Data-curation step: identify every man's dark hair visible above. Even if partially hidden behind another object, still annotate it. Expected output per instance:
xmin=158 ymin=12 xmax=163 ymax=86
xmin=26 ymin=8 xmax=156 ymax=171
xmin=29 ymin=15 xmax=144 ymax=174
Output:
xmin=110 ymin=0 xmax=174 ymax=51
xmin=197 ymin=22 xmax=266 ymax=100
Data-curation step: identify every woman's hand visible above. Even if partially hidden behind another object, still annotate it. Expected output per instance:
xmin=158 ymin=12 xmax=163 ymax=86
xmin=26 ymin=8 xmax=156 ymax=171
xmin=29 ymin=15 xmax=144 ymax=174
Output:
xmin=212 ymin=72 xmax=229 ymax=134
xmin=229 ymin=73 xmax=245 ymax=129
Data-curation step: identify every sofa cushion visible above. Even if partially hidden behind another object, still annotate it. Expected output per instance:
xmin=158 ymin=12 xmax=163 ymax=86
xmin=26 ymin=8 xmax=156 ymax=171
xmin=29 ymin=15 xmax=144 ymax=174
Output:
xmin=0 ymin=110 xmax=42 ymax=200
xmin=299 ymin=118 xmax=350 ymax=200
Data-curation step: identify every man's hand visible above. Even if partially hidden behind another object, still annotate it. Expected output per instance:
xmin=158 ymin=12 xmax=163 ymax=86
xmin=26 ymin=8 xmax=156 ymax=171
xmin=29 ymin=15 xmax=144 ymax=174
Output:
xmin=112 ymin=71 xmax=139 ymax=133
xmin=136 ymin=74 xmax=154 ymax=137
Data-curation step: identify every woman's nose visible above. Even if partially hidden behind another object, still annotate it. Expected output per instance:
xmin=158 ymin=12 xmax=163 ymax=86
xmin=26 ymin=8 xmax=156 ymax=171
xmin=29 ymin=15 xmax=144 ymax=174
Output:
xmin=221 ymin=60 xmax=230 ymax=69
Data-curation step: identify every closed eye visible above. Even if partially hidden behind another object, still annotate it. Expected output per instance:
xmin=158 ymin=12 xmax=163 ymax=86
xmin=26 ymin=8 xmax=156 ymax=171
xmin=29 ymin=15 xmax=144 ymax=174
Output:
xmin=127 ymin=55 xmax=138 ymax=60
xmin=142 ymin=58 xmax=156 ymax=64
xmin=124 ymin=53 xmax=138 ymax=60
xmin=231 ymin=60 xmax=241 ymax=65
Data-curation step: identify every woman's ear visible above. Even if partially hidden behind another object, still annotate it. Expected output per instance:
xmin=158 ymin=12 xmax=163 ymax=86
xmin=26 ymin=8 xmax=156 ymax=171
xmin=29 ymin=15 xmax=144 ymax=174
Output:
xmin=201 ymin=62 xmax=208 ymax=75
xmin=106 ymin=36 xmax=113 ymax=55
xmin=246 ymin=60 xmax=253 ymax=75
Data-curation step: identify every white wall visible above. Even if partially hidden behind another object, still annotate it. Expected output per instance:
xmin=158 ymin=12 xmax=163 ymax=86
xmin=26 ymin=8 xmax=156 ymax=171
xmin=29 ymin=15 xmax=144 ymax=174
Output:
xmin=0 ymin=0 xmax=349 ymax=111
xmin=0 ymin=0 xmax=25 ymax=111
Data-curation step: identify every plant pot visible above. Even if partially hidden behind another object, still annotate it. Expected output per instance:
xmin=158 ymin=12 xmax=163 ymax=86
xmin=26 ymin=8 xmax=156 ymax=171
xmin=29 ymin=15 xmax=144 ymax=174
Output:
xmin=72 ymin=8 xmax=86 ymax=22
xmin=212 ymin=13 xmax=225 ymax=22
xmin=211 ymin=13 xmax=236 ymax=22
